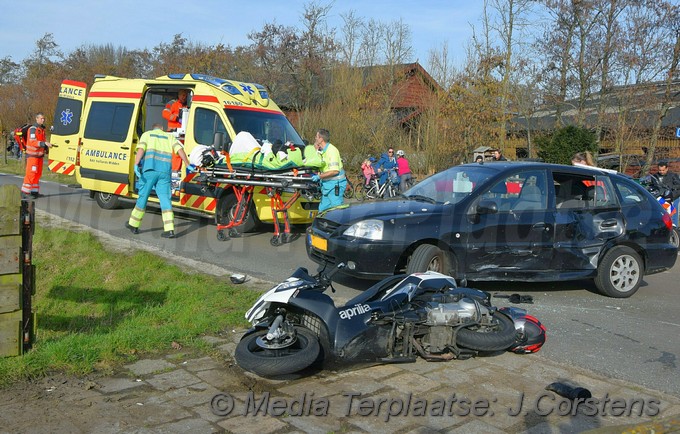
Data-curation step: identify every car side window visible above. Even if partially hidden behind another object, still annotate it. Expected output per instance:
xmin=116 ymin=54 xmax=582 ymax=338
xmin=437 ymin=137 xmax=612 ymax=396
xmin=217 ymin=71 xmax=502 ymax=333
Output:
xmin=615 ymin=180 xmax=645 ymax=205
xmin=193 ymin=108 xmax=228 ymax=146
xmin=481 ymin=170 xmax=547 ymax=211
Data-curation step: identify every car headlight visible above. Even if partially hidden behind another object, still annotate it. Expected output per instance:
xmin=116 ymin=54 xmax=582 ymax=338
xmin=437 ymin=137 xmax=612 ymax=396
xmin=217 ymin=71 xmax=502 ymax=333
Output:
xmin=343 ymin=219 xmax=384 ymax=240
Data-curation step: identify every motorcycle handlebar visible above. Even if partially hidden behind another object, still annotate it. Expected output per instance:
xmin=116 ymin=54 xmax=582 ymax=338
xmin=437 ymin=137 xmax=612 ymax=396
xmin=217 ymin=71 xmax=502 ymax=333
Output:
xmin=317 ymin=262 xmax=347 ymax=288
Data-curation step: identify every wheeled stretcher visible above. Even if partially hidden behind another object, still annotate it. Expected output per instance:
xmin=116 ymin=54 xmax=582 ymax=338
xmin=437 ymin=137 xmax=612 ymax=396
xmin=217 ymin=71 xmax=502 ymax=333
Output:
xmin=197 ymin=162 xmax=321 ymax=245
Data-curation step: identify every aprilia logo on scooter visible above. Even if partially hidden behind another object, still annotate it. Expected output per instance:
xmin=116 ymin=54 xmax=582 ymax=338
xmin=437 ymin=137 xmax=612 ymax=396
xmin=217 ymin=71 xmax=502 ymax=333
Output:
xmin=339 ymin=304 xmax=371 ymax=320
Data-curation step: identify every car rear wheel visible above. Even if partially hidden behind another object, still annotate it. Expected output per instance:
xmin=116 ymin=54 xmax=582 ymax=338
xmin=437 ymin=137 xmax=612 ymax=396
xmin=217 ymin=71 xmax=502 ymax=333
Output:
xmin=94 ymin=191 xmax=121 ymax=210
xmin=406 ymin=244 xmax=451 ymax=275
xmin=594 ymin=246 xmax=643 ymax=298
xmin=670 ymin=228 xmax=679 ymax=249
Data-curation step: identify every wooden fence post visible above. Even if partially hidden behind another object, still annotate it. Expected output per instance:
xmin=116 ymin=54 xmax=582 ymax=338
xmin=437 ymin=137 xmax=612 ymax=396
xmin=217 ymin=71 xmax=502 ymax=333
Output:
xmin=0 ymin=184 xmax=35 ymax=356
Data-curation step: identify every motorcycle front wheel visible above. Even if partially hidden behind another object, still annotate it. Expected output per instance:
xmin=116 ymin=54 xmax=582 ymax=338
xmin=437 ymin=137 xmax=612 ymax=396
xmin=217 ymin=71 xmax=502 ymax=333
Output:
xmin=235 ymin=326 xmax=320 ymax=377
xmin=456 ymin=312 xmax=517 ymax=352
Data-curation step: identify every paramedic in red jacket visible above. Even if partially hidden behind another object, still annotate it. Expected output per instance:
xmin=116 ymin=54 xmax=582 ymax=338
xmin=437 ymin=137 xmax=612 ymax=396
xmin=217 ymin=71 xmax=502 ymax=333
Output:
xmin=21 ymin=113 xmax=52 ymax=199
xmin=162 ymin=89 xmax=188 ymax=171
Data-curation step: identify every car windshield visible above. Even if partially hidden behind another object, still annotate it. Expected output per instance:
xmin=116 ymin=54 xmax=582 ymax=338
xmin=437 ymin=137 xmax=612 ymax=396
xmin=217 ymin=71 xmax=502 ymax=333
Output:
xmin=224 ymin=108 xmax=304 ymax=146
xmin=404 ymin=166 xmax=497 ymax=204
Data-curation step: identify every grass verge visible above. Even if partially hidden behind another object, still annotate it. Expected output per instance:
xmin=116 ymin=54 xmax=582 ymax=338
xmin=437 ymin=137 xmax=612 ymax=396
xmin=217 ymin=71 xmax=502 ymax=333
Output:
xmin=0 ymin=157 xmax=74 ymax=185
xmin=0 ymin=225 xmax=260 ymax=387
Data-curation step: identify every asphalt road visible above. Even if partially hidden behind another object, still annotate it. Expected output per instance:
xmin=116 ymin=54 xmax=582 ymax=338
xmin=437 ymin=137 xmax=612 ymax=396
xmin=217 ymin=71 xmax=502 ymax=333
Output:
xmin=2 ymin=173 xmax=679 ymax=399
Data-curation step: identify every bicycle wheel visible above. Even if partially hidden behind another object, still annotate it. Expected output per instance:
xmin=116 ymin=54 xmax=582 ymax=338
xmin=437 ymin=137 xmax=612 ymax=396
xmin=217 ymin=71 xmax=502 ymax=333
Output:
xmin=344 ymin=177 xmax=354 ymax=199
xmin=354 ymin=183 xmax=367 ymax=201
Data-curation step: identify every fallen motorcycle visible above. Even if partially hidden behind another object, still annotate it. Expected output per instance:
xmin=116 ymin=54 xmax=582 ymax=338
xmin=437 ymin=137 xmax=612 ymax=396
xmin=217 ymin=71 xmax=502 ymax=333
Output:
xmin=235 ymin=264 xmax=546 ymax=377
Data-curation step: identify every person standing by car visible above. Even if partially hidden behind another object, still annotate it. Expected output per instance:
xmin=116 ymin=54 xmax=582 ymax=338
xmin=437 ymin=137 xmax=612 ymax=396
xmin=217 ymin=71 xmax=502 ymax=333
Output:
xmin=571 ymin=151 xmax=595 ymax=167
xmin=311 ymin=128 xmax=346 ymax=212
xmin=126 ymin=123 xmax=194 ymax=238
xmin=492 ymin=149 xmax=508 ymax=161
xmin=21 ymin=113 xmax=52 ymax=199
xmin=396 ymin=150 xmax=413 ymax=192
xmin=653 ymin=160 xmax=680 ymax=225
xmin=376 ymin=147 xmax=399 ymax=186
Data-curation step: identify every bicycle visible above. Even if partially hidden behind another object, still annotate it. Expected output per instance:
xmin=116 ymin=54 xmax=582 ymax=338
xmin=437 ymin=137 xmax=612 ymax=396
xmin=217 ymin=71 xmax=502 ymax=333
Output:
xmin=343 ymin=174 xmax=355 ymax=199
xmin=354 ymin=174 xmax=399 ymax=201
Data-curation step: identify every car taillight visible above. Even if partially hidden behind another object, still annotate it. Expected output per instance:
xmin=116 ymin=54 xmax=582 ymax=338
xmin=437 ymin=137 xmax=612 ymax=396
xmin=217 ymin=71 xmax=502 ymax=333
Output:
xmin=662 ymin=213 xmax=673 ymax=230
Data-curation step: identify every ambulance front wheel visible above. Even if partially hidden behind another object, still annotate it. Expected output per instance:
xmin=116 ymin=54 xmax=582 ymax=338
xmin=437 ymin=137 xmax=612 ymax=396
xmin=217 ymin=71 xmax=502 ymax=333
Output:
xmin=216 ymin=194 xmax=260 ymax=233
xmin=94 ymin=191 xmax=121 ymax=210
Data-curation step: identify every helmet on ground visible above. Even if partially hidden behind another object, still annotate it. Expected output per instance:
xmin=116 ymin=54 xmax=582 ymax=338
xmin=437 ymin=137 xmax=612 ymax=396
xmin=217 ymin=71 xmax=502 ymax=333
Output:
xmin=396 ymin=150 xmax=405 ymax=156
xmin=508 ymin=314 xmax=546 ymax=354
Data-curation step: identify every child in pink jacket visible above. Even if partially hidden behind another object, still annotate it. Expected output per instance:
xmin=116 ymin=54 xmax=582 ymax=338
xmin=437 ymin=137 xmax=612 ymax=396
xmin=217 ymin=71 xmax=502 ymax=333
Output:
xmin=361 ymin=158 xmax=376 ymax=187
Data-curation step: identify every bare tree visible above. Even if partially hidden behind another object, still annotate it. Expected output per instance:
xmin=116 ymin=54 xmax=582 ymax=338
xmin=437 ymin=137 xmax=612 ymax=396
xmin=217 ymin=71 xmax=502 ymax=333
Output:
xmin=642 ymin=1 xmax=680 ymax=175
xmin=357 ymin=18 xmax=383 ymax=67
xmin=593 ymin=0 xmax=629 ymax=145
xmin=488 ymin=0 xmax=535 ymax=148
xmin=382 ymin=18 xmax=414 ymax=67
xmin=339 ymin=10 xmax=363 ymax=66
xmin=427 ymin=42 xmax=456 ymax=89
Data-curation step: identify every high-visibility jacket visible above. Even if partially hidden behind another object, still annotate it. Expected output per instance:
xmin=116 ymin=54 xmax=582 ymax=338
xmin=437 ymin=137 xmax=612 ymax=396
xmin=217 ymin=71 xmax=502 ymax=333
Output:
xmin=162 ymin=99 xmax=186 ymax=130
xmin=25 ymin=124 xmax=48 ymax=158
xmin=138 ymin=128 xmax=184 ymax=174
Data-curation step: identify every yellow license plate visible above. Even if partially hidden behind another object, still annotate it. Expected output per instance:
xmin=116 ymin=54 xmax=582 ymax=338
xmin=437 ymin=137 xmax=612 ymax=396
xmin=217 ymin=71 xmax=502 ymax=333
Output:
xmin=310 ymin=234 xmax=327 ymax=251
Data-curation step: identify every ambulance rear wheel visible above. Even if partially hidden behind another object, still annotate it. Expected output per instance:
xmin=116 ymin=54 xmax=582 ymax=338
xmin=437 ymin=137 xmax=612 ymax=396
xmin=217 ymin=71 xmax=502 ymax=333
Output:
xmin=94 ymin=191 xmax=121 ymax=210
xmin=216 ymin=194 xmax=260 ymax=233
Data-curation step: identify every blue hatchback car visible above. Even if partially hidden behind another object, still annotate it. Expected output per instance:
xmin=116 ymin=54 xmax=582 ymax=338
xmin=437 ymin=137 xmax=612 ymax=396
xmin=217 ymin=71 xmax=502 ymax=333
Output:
xmin=306 ymin=162 xmax=678 ymax=298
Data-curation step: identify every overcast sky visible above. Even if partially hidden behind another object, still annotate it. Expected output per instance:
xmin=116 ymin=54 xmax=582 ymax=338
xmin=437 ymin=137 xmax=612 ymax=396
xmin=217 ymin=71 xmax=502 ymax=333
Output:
xmin=1 ymin=0 xmax=483 ymax=68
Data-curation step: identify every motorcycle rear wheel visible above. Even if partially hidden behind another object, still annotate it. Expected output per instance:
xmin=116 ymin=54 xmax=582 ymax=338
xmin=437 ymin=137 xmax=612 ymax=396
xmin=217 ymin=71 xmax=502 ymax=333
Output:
xmin=235 ymin=327 xmax=320 ymax=377
xmin=456 ymin=312 xmax=517 ymax=352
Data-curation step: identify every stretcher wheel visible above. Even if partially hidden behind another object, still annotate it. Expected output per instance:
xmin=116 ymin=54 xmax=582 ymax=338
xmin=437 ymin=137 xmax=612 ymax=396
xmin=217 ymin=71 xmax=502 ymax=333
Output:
xmin=217 ymin=230 xmax=228 ymax=241
xmin=228 ymin=228 xmax=240 ymax=238
xmin=284 ymin=233 xmax=299 ymax=244
xmin=270 ymin=235 xmax=282 ymax=246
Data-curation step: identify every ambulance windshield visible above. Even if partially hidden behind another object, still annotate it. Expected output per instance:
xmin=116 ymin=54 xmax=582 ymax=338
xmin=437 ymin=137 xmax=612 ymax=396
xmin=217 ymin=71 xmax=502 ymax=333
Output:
xmin=225 ymin=109 xmax=304 ymax=147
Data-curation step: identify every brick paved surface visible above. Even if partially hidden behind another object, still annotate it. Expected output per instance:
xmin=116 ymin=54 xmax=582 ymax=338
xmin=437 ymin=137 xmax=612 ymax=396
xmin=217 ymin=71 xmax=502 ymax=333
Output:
xmin=3 ymin=330 xmax=676 ymax=434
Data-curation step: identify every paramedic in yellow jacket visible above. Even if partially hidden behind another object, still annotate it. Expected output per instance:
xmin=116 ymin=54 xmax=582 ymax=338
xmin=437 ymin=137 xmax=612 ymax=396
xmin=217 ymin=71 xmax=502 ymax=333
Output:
xmin=126 ymin=123 xmax=194 ymax=238
xmin=312 ymin=128 xmax=346 ymax=212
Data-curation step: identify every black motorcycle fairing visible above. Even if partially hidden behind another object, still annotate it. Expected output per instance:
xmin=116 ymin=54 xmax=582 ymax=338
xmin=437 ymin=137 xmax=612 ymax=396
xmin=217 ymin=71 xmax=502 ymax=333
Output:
xmin=289 ymin=288 xmax=417 ymax=362
xmin=344 ymin=274 xmax=408 ymax=306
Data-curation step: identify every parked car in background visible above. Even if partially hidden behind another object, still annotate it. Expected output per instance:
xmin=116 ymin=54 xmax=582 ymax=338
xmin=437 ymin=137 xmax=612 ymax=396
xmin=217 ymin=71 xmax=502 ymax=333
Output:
xmin=306 ymin=162 xmax=678 ymax=298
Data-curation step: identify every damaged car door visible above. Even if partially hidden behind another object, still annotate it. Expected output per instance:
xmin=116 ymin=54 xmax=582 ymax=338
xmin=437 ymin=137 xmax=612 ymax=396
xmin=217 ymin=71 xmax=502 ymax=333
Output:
xmin=553 ymin=170 xmax=624 ymax=273
xmin=465 ymin=169 xmax=554 ymax=279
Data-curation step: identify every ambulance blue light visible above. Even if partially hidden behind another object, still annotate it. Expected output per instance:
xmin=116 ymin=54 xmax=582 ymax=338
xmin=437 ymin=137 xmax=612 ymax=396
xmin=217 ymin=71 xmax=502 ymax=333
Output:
xmin=222 ymin=81 xmax=243 ymax=96
xmin=168 ymin=73 xmax=186 ymax=79
xmin=190 ymin=74 xmax=225 ymax=86
xmin=255 ymin=84 xmax=269 ymax=99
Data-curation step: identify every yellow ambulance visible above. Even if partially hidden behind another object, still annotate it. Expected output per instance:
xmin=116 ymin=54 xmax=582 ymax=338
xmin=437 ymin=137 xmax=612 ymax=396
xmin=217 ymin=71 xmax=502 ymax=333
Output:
xmin=48 ymin=74 xmax=318 ymax=231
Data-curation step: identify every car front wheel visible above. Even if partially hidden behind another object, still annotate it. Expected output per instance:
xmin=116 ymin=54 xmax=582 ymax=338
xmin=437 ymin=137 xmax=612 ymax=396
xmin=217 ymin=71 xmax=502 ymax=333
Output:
xmin=406 ymin=244 xmax=451 ymax=275
xmin=594 ymin=246 xmax=643 ymax=298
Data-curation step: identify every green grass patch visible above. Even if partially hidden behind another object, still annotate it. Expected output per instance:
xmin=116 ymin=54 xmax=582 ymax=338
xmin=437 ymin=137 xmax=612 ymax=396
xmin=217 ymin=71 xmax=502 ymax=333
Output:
xmin=0 ymin=226 xmax=260 ymax=387
xmin=0 ymin=157 xmax=74 ymax=185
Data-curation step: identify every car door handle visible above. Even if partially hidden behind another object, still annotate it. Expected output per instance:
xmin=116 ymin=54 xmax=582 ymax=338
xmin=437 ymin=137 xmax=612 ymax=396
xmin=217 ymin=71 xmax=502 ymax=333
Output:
xmin=532 ymin=222 xmax=549 ymax=231
xmin=121 ymin=146 xmax=130 ymax=150
xmin=600 ymin=219 xmax=618 ymax=228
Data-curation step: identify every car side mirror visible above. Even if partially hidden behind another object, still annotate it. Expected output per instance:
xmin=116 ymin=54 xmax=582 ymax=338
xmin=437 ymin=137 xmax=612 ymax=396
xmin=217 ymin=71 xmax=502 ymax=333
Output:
xmin=477 ymin=200 xmax=498 ymax=215
xmin=213 ymin=132 xmax=226 ymax=152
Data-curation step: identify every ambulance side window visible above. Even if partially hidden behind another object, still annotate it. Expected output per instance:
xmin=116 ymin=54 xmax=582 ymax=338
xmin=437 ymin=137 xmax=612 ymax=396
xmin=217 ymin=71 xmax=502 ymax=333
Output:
xmin=84 ymin=102 xmax=134 ymax=143
xmin=194 ymin=108 xmax=227 ymax=146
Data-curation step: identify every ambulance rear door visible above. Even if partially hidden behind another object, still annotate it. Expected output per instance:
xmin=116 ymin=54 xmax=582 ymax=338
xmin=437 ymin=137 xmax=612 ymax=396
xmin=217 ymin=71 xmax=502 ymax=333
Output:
xmin=49 ymin=80 xmax=87 ymax=176
xmin=78 ymin=80 xmax=145 ymax=196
